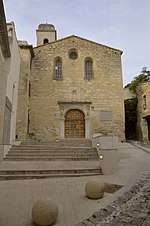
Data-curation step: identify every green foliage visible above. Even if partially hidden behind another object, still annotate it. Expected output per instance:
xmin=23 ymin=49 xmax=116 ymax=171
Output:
xmin=128 ymin=67 xmax=150 ymax=93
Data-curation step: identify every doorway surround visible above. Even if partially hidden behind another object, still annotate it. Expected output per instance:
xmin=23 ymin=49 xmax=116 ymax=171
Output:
xmin=58 ymin=102 xmax=91 ymax=139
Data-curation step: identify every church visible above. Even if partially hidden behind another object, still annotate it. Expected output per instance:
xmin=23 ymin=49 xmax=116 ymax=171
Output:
xmin=16 ymin=23 xmax=125 ymax=142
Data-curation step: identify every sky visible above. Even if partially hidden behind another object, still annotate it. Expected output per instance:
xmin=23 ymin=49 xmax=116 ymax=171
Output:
xmin=3 ymin=0 xmax=150 ymax=86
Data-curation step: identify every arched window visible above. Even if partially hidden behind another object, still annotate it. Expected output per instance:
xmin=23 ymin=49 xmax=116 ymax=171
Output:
xmin=53 ymin=57 xmax=62 ymax=80
xmin=143 ymin=94 xmax=147 ymax=110
xmin=43 ymin=38 xmax=49 ymax=44
xmin=85 ymin=58 xmax=93 ymax=80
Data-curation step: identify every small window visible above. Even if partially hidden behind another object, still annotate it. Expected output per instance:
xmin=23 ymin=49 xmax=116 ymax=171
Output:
xmin=143 ymin=94 xmax=147 ymax=110
xmin=69 ymin=49 xmax=78 ymax=60
xmin=28 ymin=82 xmax=31 ymax=97
xmin=43 ymin=38 xmax=49 ymax=44
xmin=85 ymin=58 xmax=93 ymax=80
xmin=53 ymin=57 xmax=62 ymax=80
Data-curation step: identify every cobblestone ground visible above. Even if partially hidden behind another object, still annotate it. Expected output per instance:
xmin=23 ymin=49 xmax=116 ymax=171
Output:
xmin=75 ymin=172 xmax=150 ymax=226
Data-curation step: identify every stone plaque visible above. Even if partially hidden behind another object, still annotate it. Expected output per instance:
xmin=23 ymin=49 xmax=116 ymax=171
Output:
xmin=100 ymin=110 xmax=112 ymax=121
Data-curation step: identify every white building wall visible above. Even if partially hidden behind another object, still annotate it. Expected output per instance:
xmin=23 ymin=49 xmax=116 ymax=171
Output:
xmin=6 ymin=23 xmax=20 ymax=144
xmin=0 ymin=22 xmax=20 ymax=160
xmin=0 ymin=49 xmax=11 ymax=159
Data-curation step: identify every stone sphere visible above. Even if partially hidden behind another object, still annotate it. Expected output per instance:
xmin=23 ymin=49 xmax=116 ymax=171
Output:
xmin=32 ymin=197 xmax=58 ymax=226
xmin=85 ymin=180 xmax=105 ymax=199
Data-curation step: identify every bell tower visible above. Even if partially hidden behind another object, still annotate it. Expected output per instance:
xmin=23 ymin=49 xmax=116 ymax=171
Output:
xmin=36 ymin=23 xmax=57 ymax=46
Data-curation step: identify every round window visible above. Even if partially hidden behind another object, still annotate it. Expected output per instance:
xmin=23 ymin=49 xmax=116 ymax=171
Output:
xmin=69 ymin=50 xmax=78 ymax=60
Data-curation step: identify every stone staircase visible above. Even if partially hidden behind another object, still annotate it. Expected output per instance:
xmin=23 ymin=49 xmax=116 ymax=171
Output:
xmin=0 ymin=140 xmax=102 ymax=180
xmin=4 ymin=140 xmax=98 ymax=161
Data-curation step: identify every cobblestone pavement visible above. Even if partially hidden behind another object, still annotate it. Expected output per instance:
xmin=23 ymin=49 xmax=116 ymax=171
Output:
xmin=75 ymin=171 xmax=150 ymax=226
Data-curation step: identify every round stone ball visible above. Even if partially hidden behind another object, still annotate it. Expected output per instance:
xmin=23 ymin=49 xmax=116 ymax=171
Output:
xmin=32 ymin=197 xmax=58 ymax=226
xmin=85 ymin=180 xmax=105 ymax=199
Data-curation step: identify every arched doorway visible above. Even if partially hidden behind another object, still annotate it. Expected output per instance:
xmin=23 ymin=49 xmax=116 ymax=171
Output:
xmin=65 ymin=109 xmax=85 ymax=138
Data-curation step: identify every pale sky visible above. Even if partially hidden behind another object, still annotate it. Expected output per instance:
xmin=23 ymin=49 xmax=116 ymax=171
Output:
xmin=3 ymin=0 xmax=150 ymax=86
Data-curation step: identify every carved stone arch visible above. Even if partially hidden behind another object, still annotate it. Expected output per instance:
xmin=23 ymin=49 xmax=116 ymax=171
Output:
xmin=63 ymin=105 xmax=86 ymax=117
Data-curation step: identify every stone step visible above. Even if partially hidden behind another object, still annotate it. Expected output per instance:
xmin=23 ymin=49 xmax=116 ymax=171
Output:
xmin=4 ymin=156 xmax=98 ymax=161
xmin=5 ymin=145 xmax=98 ymax=161
xmin=6 ymin=141 xmax=98 ymax=162
xmin=6 ymin=153 xmax=97 ymax=157
xmin=10 ymin=149 xmax=96 ymax=153
xmin=11 ymin=146 xmax=94 ymax=150
xmin=7 ymin=150 xmax=97 ymax=154
xmin=0 ymin=168 xmax=102 ymax=180
xmin=0 ymin=168 xmax=101 ymax=175
xmin=20 ymin=140 xmax=92 ymax=147
xmin=0 ymin=172 xmax=101 ymax=180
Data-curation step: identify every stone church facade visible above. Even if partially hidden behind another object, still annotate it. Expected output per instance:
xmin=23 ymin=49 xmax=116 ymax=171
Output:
xmin=16 ymin=24 xmax=125 ymax=142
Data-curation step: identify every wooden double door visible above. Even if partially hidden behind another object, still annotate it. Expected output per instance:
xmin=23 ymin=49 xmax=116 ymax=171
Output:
xmin=65 ymin=109 xmax=85 ymax=138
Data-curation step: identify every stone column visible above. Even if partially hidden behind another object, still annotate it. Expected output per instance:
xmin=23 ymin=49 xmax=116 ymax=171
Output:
xmin=85 ymin=117 xmax=90 ymax=139
xmin=60 ymin=117 xmax=65 ymax=138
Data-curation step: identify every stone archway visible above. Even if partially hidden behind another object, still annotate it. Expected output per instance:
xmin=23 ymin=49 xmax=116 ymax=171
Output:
xmin=65 ymin=109 xmax=85 ymax=138
xmin=58 ymin=102 xmax=91 ymax=139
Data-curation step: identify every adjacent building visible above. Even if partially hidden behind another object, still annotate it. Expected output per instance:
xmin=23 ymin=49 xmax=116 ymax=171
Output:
xmin=0 ymin=0 xmax=20 ymax=159
xmin=137 ymin=82 xmax=150 ymax=141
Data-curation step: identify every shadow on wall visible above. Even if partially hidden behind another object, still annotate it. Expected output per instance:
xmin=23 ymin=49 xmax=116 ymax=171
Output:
xmin=125 ymin=98 xmax=138 ymax=140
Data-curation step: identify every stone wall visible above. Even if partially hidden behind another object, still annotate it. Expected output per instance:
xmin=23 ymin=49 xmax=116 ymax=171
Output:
xmin=16 ymin=42 xmax=33 ymax=141
xmin=28 ymin=36 xmax=125 ymax=141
